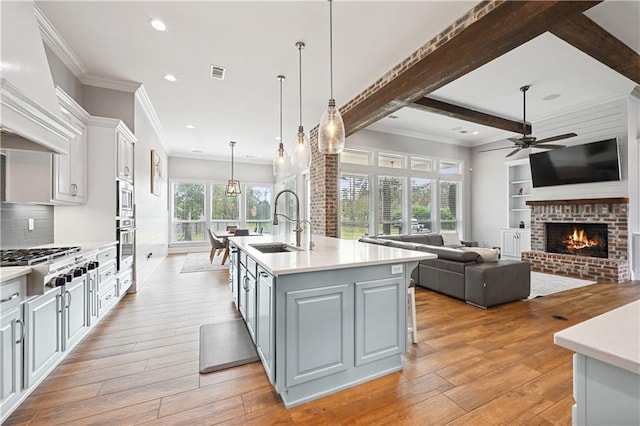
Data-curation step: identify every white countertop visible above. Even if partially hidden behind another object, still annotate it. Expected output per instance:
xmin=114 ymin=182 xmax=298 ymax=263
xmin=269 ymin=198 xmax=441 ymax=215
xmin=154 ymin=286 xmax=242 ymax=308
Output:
xmin=230 ymin=234 xmax=436 ymax=276
xmin=554 ymin=300 xmax=640 ymax=374
xmin=0 ymin=266 xmax=32 ymax=283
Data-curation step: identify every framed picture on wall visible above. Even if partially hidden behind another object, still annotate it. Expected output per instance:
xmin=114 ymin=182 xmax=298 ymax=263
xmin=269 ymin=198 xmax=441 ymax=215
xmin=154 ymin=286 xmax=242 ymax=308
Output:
xmin=151 ymin=149 xmax=162 ymax=196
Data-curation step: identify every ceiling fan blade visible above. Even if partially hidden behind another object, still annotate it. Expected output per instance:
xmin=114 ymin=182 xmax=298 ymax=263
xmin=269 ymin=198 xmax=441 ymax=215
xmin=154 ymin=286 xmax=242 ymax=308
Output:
xmin=533 ymin=144 xmax=565 ymax=150
xmin=535 ymin=132 xmax=577 ymax=144
xmin=506 ymin=148 xmax=522 ymax=157
xmin=479 ymin=146 xmax=518 ymax=153
xmin=507 ymin=137 xmax=524 ymax=144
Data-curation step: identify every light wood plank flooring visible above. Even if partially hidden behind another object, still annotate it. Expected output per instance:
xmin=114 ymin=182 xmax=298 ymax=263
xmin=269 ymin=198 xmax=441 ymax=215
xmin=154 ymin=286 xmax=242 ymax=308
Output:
xmin=6 ymin=254 xmax=640 ymax=425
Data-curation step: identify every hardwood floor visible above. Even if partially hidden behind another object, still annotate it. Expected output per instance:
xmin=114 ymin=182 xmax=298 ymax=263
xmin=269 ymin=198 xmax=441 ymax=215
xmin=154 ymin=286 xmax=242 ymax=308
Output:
xmin=6 ymin=254 xmax=640 ymax=425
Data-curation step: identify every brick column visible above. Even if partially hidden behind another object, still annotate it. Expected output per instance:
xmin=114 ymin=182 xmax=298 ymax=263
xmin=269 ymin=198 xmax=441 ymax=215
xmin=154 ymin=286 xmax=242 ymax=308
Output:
xmin=309 ymin=126 xmax=339 ymax=237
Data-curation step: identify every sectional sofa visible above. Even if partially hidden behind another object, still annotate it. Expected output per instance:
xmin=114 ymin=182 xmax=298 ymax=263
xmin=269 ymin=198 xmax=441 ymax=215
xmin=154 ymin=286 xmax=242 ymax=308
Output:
xmin=359 ymin=233 xmax=531 ymax=308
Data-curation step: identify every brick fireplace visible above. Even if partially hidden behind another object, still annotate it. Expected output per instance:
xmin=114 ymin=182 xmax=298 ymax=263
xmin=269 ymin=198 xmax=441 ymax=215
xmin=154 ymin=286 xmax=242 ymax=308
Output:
xmin=521 ymin=198 xmax=629 ymax=283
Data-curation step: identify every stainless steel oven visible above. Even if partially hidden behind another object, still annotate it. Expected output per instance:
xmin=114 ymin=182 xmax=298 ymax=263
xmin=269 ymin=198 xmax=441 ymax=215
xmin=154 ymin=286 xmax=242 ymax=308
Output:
xmin=117 ymin=180 xmax=134 ymax=218
xmin=117 ymin=218 xmax=135 ymax=271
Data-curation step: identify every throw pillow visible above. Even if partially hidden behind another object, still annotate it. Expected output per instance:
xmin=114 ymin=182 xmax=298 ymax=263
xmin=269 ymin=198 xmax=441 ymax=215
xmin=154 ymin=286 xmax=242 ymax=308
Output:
xmin=441 ymin=232 xmax=462 ymax=247
xmin=460 ymin=247 xmax=500 ymax=262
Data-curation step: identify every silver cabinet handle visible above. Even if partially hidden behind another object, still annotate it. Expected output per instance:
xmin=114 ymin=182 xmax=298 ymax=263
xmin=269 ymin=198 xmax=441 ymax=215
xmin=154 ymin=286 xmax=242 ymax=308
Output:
xmin=259 ymin=272 xmax=268 ymax=278
xmin=124 ymin=166 xmax=130 ymax=176
xmin=1 ymin=292 xmax=19 ymax=303
xmin=15 ymin=319 xmax=25 ymax=344
xmin=57 ymin=293 xmax=63 ymax=314
xmin=65 ymin=290 xmax=72 ymax=309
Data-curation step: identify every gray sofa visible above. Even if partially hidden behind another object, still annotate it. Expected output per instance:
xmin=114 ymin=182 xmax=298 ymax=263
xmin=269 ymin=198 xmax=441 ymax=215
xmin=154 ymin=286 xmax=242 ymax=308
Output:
xmin=359 ymin=234 xmax=530 ymax=308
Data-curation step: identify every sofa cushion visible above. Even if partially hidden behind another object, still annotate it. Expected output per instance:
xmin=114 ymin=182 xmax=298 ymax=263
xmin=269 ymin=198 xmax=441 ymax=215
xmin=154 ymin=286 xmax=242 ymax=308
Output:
xmin=359 ymin=237 xmax=389 ymax=245
xmin=414 ymin=245 xmax=480 ymax=262
xmin=424 ymin=234 xmax=444 ymax=246
xmin=385 ymin=241 xmax=421 ymax=251
xmin=441 ymin=232 xmax=462 ymax=247
xmin=420 ymin=257 xmax=472 ymax=274
xmin=459 ymin=247 xmax=500 ymax=262
xmin=400 ymin=235 xmax=430 ymax=245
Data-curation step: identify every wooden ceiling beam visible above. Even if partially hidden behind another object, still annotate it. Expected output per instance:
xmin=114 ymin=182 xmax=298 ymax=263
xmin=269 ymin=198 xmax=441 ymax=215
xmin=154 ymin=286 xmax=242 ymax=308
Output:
xmin=409 ymin=97 xmax=531 ymax=135
xmin=342 ymin=1 xmax=602 ymax=137
xmin=550 ymin=14 xmax=640 ymax=85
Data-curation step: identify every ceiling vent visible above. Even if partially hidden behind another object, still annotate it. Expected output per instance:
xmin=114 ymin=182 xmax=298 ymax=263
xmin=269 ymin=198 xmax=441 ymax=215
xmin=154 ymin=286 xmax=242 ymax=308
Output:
xmin=210 ymin=65 xmax=226 ymax=80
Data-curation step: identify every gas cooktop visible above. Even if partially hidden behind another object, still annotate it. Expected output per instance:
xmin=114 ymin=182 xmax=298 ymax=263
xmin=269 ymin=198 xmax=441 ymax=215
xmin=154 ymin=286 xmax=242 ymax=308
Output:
xmin=0 ymin=247 xmax=81 ymax=267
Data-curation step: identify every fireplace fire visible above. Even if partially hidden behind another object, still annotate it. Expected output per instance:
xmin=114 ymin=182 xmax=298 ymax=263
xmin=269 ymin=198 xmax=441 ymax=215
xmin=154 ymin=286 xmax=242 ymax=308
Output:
xmin=546 ymin=222 xmax=608 ymax=259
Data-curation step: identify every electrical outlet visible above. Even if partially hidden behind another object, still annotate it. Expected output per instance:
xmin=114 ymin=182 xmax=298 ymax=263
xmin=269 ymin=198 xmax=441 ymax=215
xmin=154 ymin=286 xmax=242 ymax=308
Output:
xmin=28 ymin=218 xmax=35 ymax=231
xmin=391 ymin=264 xmax=403 ymax=274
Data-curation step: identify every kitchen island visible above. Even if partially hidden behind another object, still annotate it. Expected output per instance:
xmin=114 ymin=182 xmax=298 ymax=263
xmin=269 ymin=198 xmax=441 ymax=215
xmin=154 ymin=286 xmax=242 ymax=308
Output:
xmin=228 ymin=234 xmax=436 ymax=407
xmin=554 ymin=300 xmax=640 ymax=425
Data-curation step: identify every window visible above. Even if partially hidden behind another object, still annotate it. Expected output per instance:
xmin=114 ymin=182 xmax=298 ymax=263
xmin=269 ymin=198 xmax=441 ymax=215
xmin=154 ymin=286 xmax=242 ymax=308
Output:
xmin=340 ymin=174 xmax=369 ymax=240
xmin=378 ymin=153 xmax=404 ymax=168
xmin=439 ymin=160 xmax=462 ymax=174
xmin=411 ymin=157 xmax=434 ymax=172
xmin=171 ymin=182 xmax=205 ymax=242
xmin=246 ymin=185 xmax=272 ymax=233
xmin=410 ymin=178 xmax=433 ymax=233
xmin=210 ymin=184 xmax=239 ymax=232
xmin=341 ymin=149 xmax=370 ymax=165
xmin=439 ymin=180 xmax=461 ymax=233
xmin=378 ymin=175 xmax=404 ymax=235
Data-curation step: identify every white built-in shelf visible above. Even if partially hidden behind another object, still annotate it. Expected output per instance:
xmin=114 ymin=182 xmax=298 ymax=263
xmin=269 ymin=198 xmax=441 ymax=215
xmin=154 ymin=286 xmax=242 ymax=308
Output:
xmin=510 ymin=194 xmax=532 ymax=198
xmin=511 ymin=208 xmax=530 ymax=212
xmin=510 ymin=179 xmax=532 ymax=185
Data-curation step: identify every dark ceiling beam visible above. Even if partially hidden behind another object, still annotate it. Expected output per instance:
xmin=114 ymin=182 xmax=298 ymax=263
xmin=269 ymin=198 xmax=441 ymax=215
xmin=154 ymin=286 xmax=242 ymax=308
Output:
xmin=342 ymin=1 xmax=601 ymax=137
xmin=409 ymin=97 xmax=531 ymax=135
xmin=550 ymin=14 xmax=640 ymax=85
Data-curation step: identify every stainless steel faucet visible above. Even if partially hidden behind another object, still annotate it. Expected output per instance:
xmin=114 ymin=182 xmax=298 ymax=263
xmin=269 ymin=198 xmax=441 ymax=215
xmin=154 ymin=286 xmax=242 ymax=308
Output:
xmin=273 ymin=189 xmax=303 ymax=247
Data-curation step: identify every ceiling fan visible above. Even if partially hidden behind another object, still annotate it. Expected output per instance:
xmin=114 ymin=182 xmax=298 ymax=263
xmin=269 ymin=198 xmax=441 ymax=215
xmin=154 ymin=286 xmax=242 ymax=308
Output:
xmin=480 ymin=85 xmax=577 ymax=157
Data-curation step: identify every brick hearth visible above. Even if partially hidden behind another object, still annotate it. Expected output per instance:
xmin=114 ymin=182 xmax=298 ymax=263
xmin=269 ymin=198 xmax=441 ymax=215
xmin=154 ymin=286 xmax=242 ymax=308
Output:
xmin=521 ymin=198 xmax=629 ymax=283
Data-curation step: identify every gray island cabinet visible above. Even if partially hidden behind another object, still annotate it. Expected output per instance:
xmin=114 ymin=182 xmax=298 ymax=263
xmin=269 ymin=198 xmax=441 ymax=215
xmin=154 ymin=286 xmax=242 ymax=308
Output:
xmin=229 ymin=235 xmax=435 ymax=407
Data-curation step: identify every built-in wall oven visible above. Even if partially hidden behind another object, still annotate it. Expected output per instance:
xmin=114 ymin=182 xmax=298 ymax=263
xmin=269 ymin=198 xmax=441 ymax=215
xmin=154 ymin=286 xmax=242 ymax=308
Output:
xmin=117 ymin=180 xmax=134 ymax=218
xmin=116 ymin=218 xmax=135 ymax=271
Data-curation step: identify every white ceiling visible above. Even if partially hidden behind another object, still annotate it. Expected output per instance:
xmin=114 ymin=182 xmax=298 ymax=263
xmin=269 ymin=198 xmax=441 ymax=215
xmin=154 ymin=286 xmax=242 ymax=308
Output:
xmin=36 ymin=1 xmax=638 ymax=163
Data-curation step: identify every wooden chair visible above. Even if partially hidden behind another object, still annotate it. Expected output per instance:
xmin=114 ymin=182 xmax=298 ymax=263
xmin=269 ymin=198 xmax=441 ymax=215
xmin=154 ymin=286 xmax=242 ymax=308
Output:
xmin=207 ymin=229 xmax=226 ymax=263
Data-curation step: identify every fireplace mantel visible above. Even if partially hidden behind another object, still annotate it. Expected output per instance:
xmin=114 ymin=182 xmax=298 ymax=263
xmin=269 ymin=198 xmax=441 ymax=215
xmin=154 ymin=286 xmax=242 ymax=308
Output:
xmin=526 ymin=198 xmax=629 ymax=206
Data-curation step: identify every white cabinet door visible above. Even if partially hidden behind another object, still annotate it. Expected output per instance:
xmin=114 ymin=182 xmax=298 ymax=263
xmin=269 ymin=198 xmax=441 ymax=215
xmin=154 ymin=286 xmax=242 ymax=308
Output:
xmin=0 ymin=306 xmax=23 ymax=413
xmin=519 ymin=230 xmax=531 ymax=253
xmin=64 ymin=276 xmax=88 ymax=351
xmin=24 ymin=289 xmax=63 ymax=387
xmin=117 ymin=133 xmax=134 ymax=182
xmin=501 ymin=229 xmax=519 ymax=257
xmin=54 ymin=98 xmax=87 ymax=204
xmin=256 ymin=268 xmax=274 ymax=384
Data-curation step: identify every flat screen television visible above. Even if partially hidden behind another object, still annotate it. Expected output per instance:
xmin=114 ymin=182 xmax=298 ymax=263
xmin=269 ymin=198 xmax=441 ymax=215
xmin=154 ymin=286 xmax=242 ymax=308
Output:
xmin=529 ymin=138 xmax=621 ymax=188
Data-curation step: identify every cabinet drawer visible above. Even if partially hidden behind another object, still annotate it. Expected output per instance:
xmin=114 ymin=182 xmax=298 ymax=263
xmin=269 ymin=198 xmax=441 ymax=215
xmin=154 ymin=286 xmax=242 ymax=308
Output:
xmin=118 ymin=270 xmax=133 ymax=296
xmin=0 ymin=276 xmax=27 ymax=310
xmin=98 ymin=280 xmax=118 ymax=314
xmin=239 ymin=250 xmax=247 ymax=267
xmin=98 ymin=263 xmax=117 ymax=288
xmin=97 ymin=247 xmax=117 ymax=264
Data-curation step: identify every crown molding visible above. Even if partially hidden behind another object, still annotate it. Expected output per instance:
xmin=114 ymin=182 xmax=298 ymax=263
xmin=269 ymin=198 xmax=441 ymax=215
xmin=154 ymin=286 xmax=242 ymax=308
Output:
xmin=35 ymin=3 xmax=87 ymax=78
xmin=630 ymin=85 xmax=640 ymax=101
xmin=135 ymin=85 xmax=168 ymax=151
xmin=80 ymin=74 xmax=141 ymax=93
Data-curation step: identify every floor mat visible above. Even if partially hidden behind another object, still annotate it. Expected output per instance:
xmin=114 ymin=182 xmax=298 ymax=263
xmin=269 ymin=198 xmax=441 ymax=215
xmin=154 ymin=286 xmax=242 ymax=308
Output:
xmin=199 ymin=319 xmax=259 ymax=374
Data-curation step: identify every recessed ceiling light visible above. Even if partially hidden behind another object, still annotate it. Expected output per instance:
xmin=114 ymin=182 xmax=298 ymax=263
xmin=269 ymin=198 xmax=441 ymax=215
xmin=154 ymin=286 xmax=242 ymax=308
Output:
xmin=149 ymin=19 xmax=166 ymax=32
xmin=164 ymin=74 xmax=177 ymax=82
xmin=472 ymin=131 xmax=479 ymax=135
xmin=543 ymin=94 xmax=561 ymax=101
xmin=186 ymin=124 xmax=195 ymax=129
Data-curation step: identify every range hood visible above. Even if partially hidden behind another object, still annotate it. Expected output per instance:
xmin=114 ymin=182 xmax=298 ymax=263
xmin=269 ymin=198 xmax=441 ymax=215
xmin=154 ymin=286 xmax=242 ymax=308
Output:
xmin=0 ymin=1 xmax=75 ymax=155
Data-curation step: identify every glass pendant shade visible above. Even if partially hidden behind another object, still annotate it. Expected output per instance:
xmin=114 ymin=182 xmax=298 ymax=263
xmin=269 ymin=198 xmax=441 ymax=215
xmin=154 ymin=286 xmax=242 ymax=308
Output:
xmin=318 ymin=99 xmax=345 ymax=154
xmin=225 ymin=141 xmax=241 ymax=197
xmin=273 ymin=143 xmax=290 ymax=178
xmin=291 ymin=127 xmax=310 ymax=171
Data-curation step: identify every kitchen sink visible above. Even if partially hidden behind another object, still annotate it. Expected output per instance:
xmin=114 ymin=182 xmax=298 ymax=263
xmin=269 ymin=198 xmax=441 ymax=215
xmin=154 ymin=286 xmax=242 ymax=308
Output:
xmin=249 ymin=242 xmax=301 ymax=254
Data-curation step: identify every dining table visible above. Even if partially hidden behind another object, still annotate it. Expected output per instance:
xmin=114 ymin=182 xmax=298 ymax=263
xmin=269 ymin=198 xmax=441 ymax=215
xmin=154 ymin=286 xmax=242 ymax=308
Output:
xmin=213 ymin=230 xmax=262 ymax=265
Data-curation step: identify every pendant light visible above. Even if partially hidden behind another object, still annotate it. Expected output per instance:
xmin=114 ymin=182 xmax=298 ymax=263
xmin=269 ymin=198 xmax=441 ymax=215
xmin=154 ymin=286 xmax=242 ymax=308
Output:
xmin=318 ymin=0 xmax=345 ymax=155
xmin=273 ymin=75 xmax=290 ymax=178
xmin=290 ymin=41 xmax=311 ymax=171
xmin=225 ymin=141 xmax=241 ymax=197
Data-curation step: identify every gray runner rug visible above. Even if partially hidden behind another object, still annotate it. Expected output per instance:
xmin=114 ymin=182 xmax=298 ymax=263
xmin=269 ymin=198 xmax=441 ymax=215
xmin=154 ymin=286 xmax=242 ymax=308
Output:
xmin=199 ymin=319 xmax=259 ymax=373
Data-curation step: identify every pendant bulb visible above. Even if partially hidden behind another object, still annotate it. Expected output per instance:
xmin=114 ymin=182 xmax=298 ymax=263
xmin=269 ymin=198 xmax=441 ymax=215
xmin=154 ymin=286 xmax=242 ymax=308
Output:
xmin=318 ymin=0 xmax=345 ymax=155
xmin=273 ymin=75 xmax=290 ymax=178
xmin=291 ymin=41 xmax=310 ymax=171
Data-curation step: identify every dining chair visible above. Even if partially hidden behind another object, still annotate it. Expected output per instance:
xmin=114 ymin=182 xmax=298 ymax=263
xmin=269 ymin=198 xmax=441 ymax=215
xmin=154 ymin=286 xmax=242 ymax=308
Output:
xmin=207 ymin=229 xmax=226 ymax=263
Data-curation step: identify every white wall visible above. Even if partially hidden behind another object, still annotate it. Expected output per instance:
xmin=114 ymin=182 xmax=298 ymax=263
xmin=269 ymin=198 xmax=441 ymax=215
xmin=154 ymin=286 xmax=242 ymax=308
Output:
xmin=169 ymin=156 xmax=274 ymax=183
xmin=627 ymin=93 xmax=639 ymax=279
xmin=83 ymin=85 xmax=135 ymax=132
xmin=471 ymin=97 xmax=632 ymax=252
xmin=134 ymin=95 xmax=169 ymax=286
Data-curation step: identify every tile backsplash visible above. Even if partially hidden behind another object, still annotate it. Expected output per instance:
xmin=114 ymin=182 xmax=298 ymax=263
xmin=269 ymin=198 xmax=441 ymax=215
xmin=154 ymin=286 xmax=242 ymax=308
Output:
xmin=0 ymin=203 xmax=54 ymax=249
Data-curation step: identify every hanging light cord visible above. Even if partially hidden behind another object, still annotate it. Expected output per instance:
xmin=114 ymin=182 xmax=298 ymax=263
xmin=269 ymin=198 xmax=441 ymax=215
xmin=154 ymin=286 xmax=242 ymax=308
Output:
xmin=329 ymin=0 xmax=334 ymax=100
xmin=230 ymin=141 xmax=235 ymax=178
xmin=279 ymin=75 xmax=284 ymax=150
xmin=298 ymin=43 xmax=303 ymax=128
